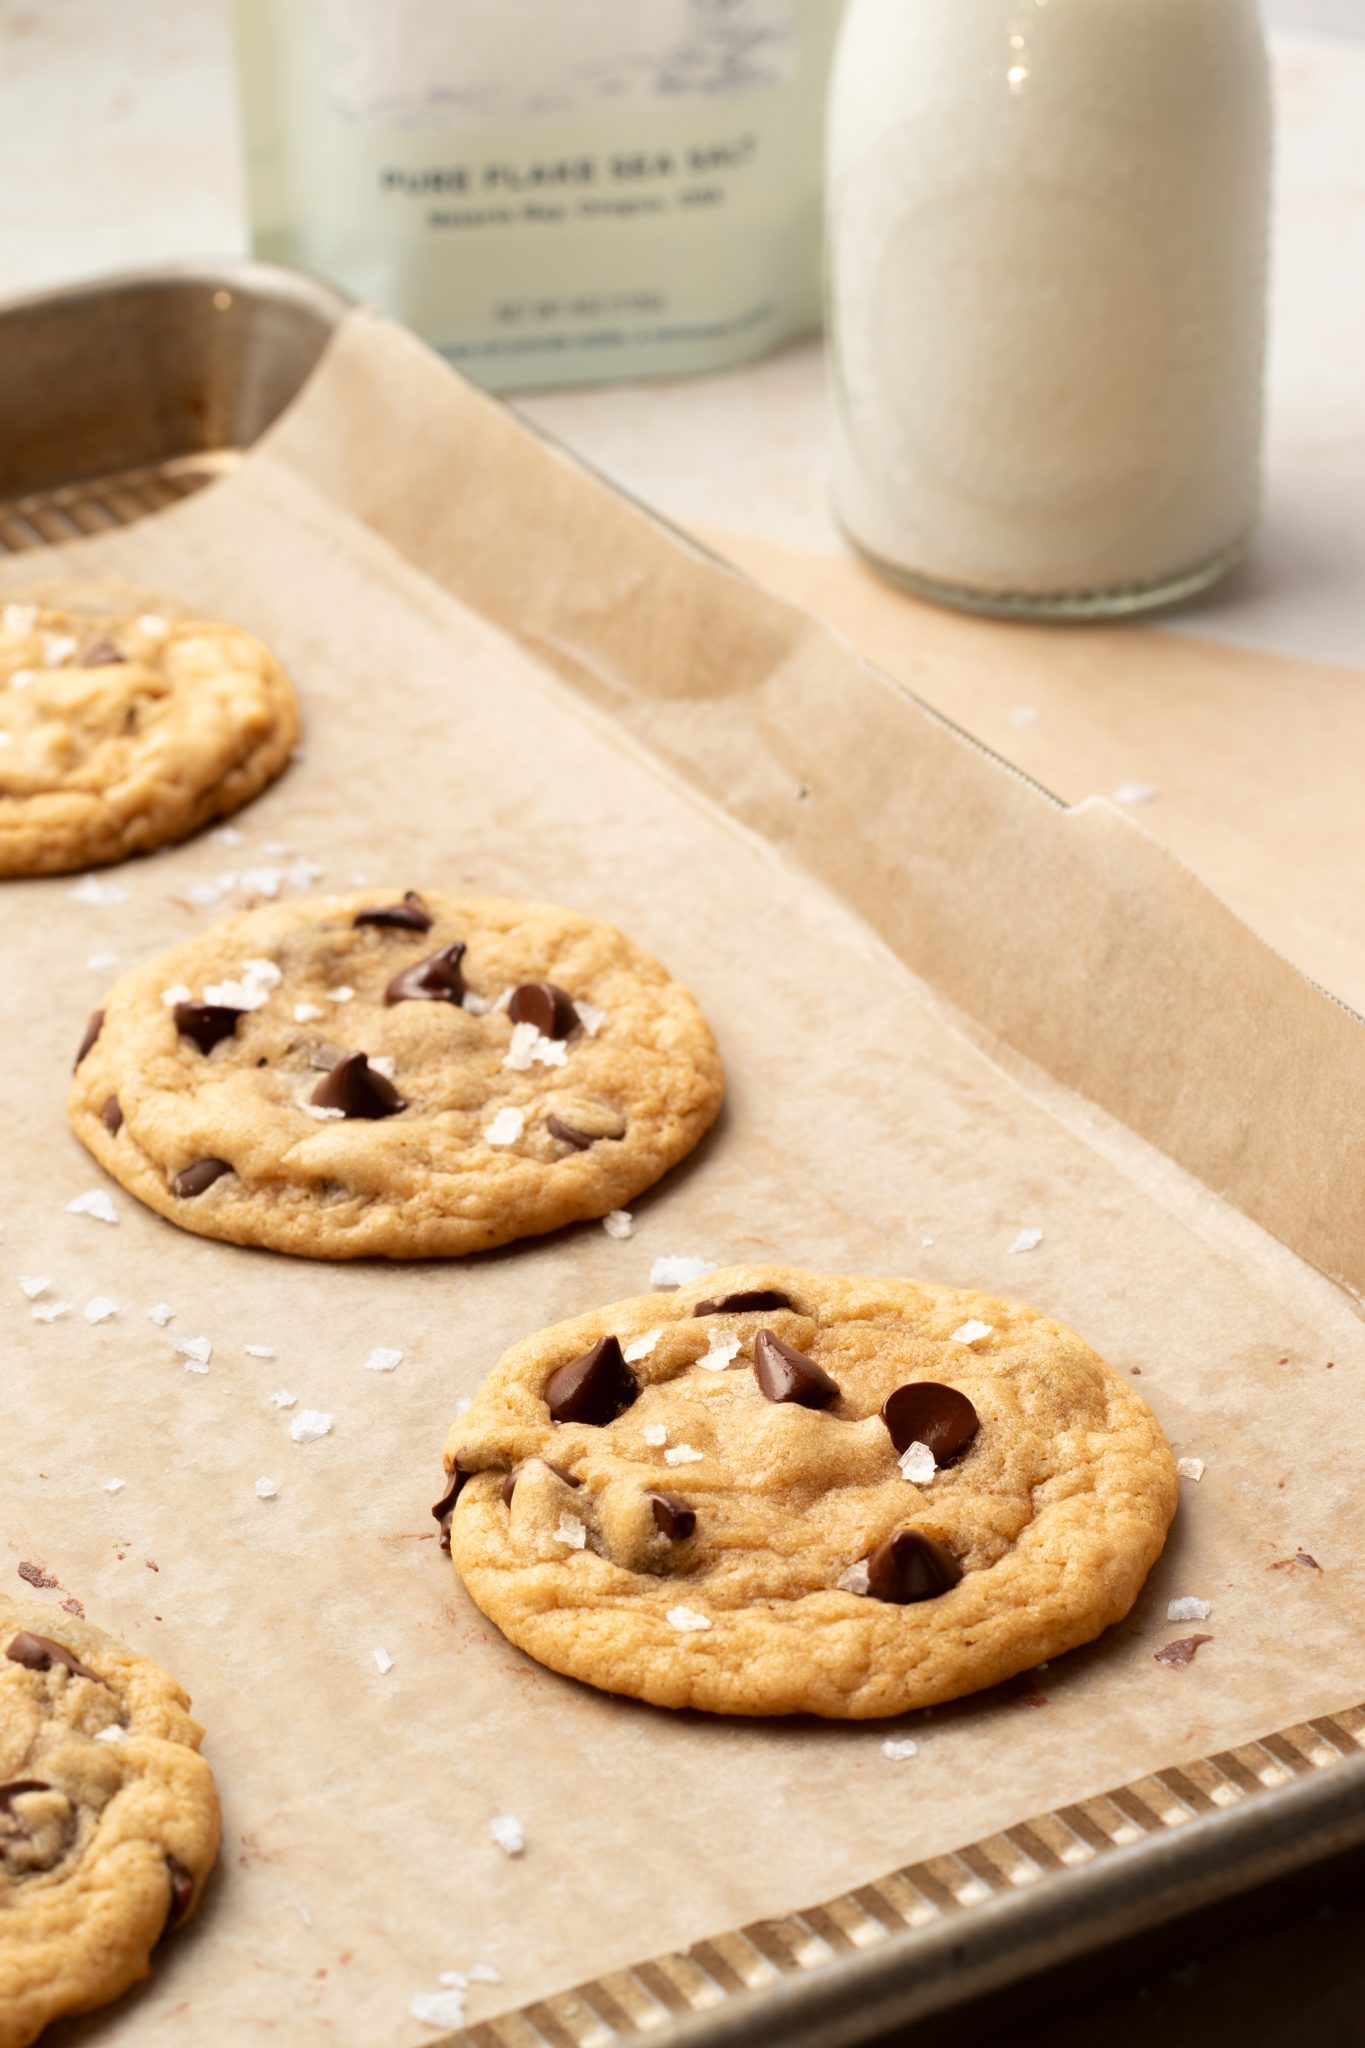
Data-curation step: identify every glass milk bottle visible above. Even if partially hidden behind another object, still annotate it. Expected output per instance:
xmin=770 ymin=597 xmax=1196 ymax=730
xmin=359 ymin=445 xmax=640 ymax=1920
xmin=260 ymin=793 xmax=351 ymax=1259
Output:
xmin=826 ymin=0 xmax=1272 ymax=617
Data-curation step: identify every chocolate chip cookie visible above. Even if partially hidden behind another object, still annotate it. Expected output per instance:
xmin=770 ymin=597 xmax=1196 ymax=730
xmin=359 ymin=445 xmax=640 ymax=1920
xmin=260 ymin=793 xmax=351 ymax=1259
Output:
xmin=440 ymin=1266 xmax=1177 ymax=1717
xmin=69 ymin=891 xmax=724 ymax=1258
xmin=0 ymin=601 xmax=299 ymax=876
xmin=0 ymin=1599 xmax=220 ymax=2048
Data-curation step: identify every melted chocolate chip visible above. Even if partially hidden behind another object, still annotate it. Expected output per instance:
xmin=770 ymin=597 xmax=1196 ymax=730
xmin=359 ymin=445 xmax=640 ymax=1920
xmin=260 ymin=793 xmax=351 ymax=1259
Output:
xmin=545 ymin=1115 xmax=593 ymax=1151
xmin=543 ymin=1335 xmax=638 ymax=1425
xmin=173 ymin=1002 xmax=243 ymax=1055
xmin=1154 ymin=1634 xmax=1213 ymax=1669
xmin=500 ymin=1459 xmax=580 ymax=1505
xmin=5 ymin=1631 xmax=106 ymax=1684
xmin=74 ymin=1010 xmax=103 ymax=1069
xmin=161 ymin=1854 xmax=195 ymax=1937
xmin=432 ymin=1467 xmax=469 ymax=1552
xmin=310 ymin=1052 xmax=406 ymax=1120
xmin=864 ymin=1530 xmax=962 ymax=1604
xmin=385 ymin=941 xmax=467 ymax=1006
xmin=17 ymin=1562 xmax=57 ymax=1589
xmin=100 ymin=1094 xmax=123 ymax=1135
xmin=508 ymin=982 xmax=578 ymax=1039
xmin=0 ymin=1779 xmax=51 ymax=1817
xmin=354 ymin=891 xmax=433 ymax=933
xmin=753 ymin=1329 xmax=838 ymax=1409
xmin=79 ymin=635 xmax=126 ymax=667
xmin=880 ymin=1382 xmax=980 ymax=1462
xmin=171 ymin=1157 xmax=232 ymax=1199
xmin=650 ymin=1492 xmax=697 ymax=1541
xmin=694 ymin=1289 xmax=794 ymax=1317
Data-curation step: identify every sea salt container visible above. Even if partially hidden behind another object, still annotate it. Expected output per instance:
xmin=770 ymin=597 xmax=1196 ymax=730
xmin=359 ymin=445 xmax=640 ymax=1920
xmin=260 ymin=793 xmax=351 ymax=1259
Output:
xmin=826 ymin=0 xmax=1272 ymax=617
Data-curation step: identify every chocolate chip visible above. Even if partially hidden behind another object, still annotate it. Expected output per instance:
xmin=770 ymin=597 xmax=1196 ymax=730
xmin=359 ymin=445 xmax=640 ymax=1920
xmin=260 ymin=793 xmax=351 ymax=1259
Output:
xmin=1154 ymin=1634 xmax=1213 ymax=1668
xmin=432 ymin=1467 xmax=470 ymax=1552
xmin=0 ymin=1779 xmax=51 ymax=1816
xmin=310 ymin=1052 xmax=406 ymax=1119
xmin=864 ymin=1529 xmax=962 ymax=1604
xmin=74 ymin=1009 xmax=103 ymax=1069
xmin=694 ymin=1289 xmax=794 ymax=1317
xmin=546 ymin=1115 xmax=593 ymax=1150
xmin=385 ymin=941 xmax=466 ymax=1006
xmin=173 ymin=1001 xmax=243 ymax=1055
xmin=753 ymin=1329 xmax=838 ymax=1409
xmin=354 ymin=891 xmax=433 ymax=933
xmin=880 ymin=1382 xmax=980 ymax=1461
xmin=79 ymin=635 xmax=126 ymax=667
xmin=543 ymin=1335 xmax=638 ymax=1425
xmin=650 ymin=1492 xmax=697 ymax=1541
xmin=5 ymin=1631 xmax=106 ymax=1684
xmin=501 ymin=1459 xmax=580 ymax=1505
xmin=171 ymin=1157 xmax=232 ymax=1199
xmin=100 ymin=1094 xmax=123 ymax=1135
xmin=161 ymin=1854 xmax=195 ymax=1937
xmin=508 ymin=982 xmax=577 ymax=1039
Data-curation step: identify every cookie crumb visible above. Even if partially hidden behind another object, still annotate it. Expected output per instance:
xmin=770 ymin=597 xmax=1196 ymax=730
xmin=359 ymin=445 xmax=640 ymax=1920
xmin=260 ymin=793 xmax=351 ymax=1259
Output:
xmin=373 ymin=1647 xmax=394 ymax=1674
xmin=66 ymin=1189 xmax=119 ymax=1224
xmin=488 ymin=1813 xmax=525 ymax=1856
xmin=667 ymin=1605 xmax=712 ymax=1632
xmin=255 ymin=1477 xmax=278 ymax=1500
xmin=1176 ymin=1457 xmax=1205 ymax=1480
xmin=290 ymin=1409 xmax=333 ymax=1444
xmin=362 ymin=1347 xmax=403 ymax=1373
xmin=949 ymin=1319 xmax=993 ymax=1345
xmin=881 ymin=1737 xmax=918 ymax=1760
xmin=1167 ymin=1596 xmax=1211 ymax=1622
xmin=602 ymin=1209 xmax=634 ymax=1240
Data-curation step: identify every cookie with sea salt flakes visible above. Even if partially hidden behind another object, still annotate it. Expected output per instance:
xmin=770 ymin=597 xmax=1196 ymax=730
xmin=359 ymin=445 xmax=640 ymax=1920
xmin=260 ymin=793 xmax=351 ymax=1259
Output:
xmin=68 ymin=891 xmax=724 ymax=1258
xmin=440 ymin=1266 xmax=1177 ymax=1718
xmin=0 ymin=600 xmax=299 ymax=876
xmin=0 ymin=1597 xmax=220 ymax=2048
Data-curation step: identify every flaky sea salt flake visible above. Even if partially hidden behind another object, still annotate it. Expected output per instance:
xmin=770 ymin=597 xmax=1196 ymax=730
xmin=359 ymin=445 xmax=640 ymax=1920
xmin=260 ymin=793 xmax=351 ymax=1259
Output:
xmin=651 ymin=1255 xmax=715 ymax=1289
xmin=66 ymin=1190 xmax=119 ymax=1224
xmin=1176 ymin=1457 xmax=1205 ymax=1481
xmin=84 ymin=1297 xmax=117 ymax=1324
xmin=326 ymin=984 xmax=355 ymax=1004
xmin=575 ymin=1001 xmax=608 ymax=1036
xmin=467 ymin=1963 xmax=502 ymax=1984
xmin=41 ymin=632 xmax=78 ymax=666
xmin=667 ymin=1605 xmax=712 ymax=1633
xmin=103 ymin=1478 xmax=126 ymax=1494
xmin=175 ymin=1335 xmax=212 ymax=1372
xmin=701 ymin=1330 xmax=740 ymax=1370
xmin=19 ymin=1276 xmax=49 ymax=1300
xmin=1008 ymin=1226 xmax=1044 ymax=1255
xmin=488 ymin=1813 xmax=525 ymax=1856
xmin=899 ymin=1441 xmax=936 ymax=1486
xmin=837 ymin=1561 xmax=871 ymax=1595
xmin=2 ymin=601 xmax=37 ymax=633
xmin=211 ymin=826 xmax=244 ymax=848
xmin=950 ymin=1319 xmax=993 ymax=1345
xmin=160 ymin=983 xmax=192 ymax=1008
xmin=555 ymin=1513 xmax=588 ymax=1549
xmin=504 ymin=1020 xmax=566 ymax=1071
xmin=882 ymin=1737 xmax=919 ymax=1760
xmin=94 ymin=1723 xmax=125 ymax=1742
xmin=1113 ymin=780 xmax=1159 ymax=806
xmin=363 ymin=1346 xmax=402 ymax=1373
xmin=243 ymin=1343 xmax=274 ymax=1358
xmin=290 ymin=1409 xmax=332 ymax=1443
xmin=137 ymin=614 xmax=169 ymax=639
xmin=373 ymin=1646 xmax=394 ymax=1674
xmin=68 ymin=877 xmax=128 ymax=906
xmin=643 ymin=1422 xmax=668 ymax=1447
xmin=293 ymin=1002 xmax=323 ymax=1023
xmin=255 ymin=1477 xmax=278 ymax=1500
xmin=624 ymin=1328 xmax=662 ymax=1363
xmin=268 ymin=1390 xmax=297 ymax=1408
xmin=32 ymin=1301 xmax=71 ymax=1323
xmin=483 ymin=1106 xmax=524 ymax=1147
xmin=146 ymin=1302 xmax=175 ymax=1326
xmin=412 ymin=1988 xmax=467 ymax=2029
xmin=239 ymin=866 xmax=283 ymax=898
xmin=1168 ymin=1596 xmax=1211 ymax=1623
xmin=86 ymin=951 xmax=118 ymax=972
xmin=602 ymin=1209 xmax=634 ymax=1240
xmin=665 ymin=1444 xmax=703 ymax=1466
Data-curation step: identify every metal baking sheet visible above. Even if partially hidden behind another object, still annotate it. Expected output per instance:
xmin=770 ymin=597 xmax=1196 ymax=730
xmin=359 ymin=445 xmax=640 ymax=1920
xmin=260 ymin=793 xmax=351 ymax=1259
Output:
xmin=3 ymin=264 xmax=1365 ymax=2048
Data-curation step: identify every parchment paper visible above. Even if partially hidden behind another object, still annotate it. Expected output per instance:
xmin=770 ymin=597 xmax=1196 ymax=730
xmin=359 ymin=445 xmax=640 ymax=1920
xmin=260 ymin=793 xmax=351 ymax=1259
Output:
xmin=3 ymin=308 xmax=1363 ymax=2047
